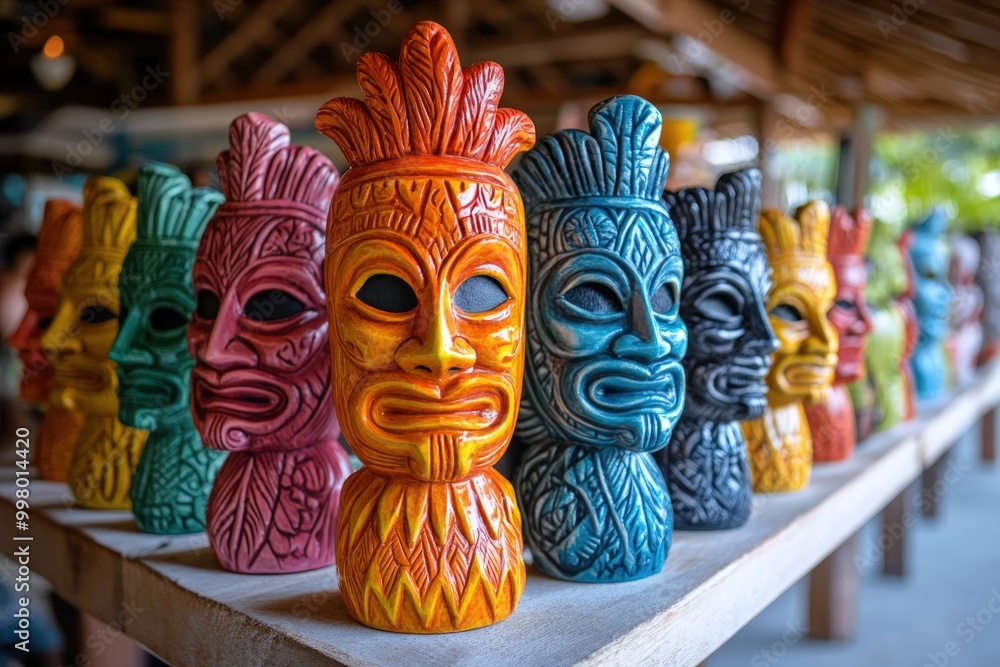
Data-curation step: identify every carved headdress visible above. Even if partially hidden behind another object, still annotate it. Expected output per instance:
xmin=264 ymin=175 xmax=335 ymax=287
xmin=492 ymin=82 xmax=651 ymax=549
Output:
xmin=759 ymin=201 xmax=831 ymax=267
xmin=81 ymin=177 xmax=137 ymax=255
xmin=27 ymin=200 xmax=83 ymax=297
xmin=665 ymin=168 xmax=763 ymax=266
xmin=316 ymin=21 xmax=535 ymax=246
xmin=136 ymin=163 xmax=222 ymax=248
xmin=216 ymin=112 xmax=339 ymax=229
xmin=828 ymin=205 xmax=873 ymax=261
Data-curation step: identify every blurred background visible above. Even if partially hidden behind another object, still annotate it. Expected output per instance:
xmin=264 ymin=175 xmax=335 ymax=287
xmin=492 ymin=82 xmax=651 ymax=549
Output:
xmin=0 ymin=1 xmax=998 ymax=666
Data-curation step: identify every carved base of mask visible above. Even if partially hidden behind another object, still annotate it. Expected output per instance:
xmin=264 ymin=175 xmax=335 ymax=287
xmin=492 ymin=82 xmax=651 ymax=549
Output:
xmin=912 ymin=340 xmax=950 ymax=400
xmin=805 ymin=385 xmax=856 ymax=462
xmin=207 ymin=442 xmax=351 ymax=574
xmin=847 ymin=378 xmax=875 ymax=442
xmin=658 ymin=418 xmax=751 ymax=531
xmin=744 ymin=402 xmax=812 ymax=493
xmin=517 ymin=443 xmax=671 ymax=582
xmin=337 ymin=467 xmax=524 ymax=632
xmin=131 ymin=425 xmax=228 ymax=535
xmin=36 ymin=404 xmax=83 ymax=482
xmin=949 ymin=322 xmax=983 ymax=387
xmin=68 ymin=417 xmax=148 ymax=509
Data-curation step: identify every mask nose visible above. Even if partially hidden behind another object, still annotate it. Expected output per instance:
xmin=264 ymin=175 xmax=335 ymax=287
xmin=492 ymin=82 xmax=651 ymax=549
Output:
xmin=197 ymin=300 xmax=253 ymax=371
xmin=395 ymin=308 xmax=476 ymax=379
xmin=744 ymin=296 xmax=781 ymax=356
xmin=110 ymin=308 xmax=153 ymax=366
xmin=40 ymin=300 xmax=81 ymax=358
xmin=610 ymin=292 xmax=670 ymax=363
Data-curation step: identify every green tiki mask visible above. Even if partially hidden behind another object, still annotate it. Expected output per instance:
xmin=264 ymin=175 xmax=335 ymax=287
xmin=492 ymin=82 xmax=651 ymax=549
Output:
xmin=110 ymin=163 xmax=227 ymax=534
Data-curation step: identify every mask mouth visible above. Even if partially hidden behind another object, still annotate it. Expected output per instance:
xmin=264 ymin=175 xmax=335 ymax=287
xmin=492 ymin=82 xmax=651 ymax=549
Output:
xmin=191 ymin=367 xmax=288 ymax=420
xmin=117 ymin=366 xmax=185 ymax=417
xmin=51 ymin=354 xmax=110 ymax=394
xmin=775 ymin=354 xmax=837 ymax=394
xmin=717 ymin=356 xmax=770 ymax=398
xmin=586 ymin=363 xmax=681 ymax=414
xmin=365 ymin=374 xmax=508 ymax=435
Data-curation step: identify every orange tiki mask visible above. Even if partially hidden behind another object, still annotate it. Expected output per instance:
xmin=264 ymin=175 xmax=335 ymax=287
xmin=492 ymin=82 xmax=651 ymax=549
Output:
xmin=744 ymin=202 xmax=838 ymax=492
xmin=8 ymin=200 xmax=84 ymax=481
xmin=41 ymin=177 xmax=147 ymax=508
xmin=317 ymin=21 xmax=534 ymax=633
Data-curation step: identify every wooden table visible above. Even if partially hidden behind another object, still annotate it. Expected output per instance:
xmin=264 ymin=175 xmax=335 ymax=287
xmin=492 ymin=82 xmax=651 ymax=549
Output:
xmin=3 ymin=362 xmax=999 ymax=667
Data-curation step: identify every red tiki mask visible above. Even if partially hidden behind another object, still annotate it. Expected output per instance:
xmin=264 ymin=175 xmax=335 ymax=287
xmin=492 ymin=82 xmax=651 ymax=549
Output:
xmin=317 ymin=21 xmax=535 ymax=632
xmin=188 ymin=113 xmax=351 ymax=574
xmin=805 ymin=206 xmax=873 ymax=461
xmin=8 ymin=200 xmax=84 ymax=481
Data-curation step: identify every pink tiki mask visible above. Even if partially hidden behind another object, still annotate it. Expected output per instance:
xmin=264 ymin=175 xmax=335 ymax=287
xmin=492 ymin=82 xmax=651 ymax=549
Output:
xmin=189 ymin=112 xmax=351 ymax=573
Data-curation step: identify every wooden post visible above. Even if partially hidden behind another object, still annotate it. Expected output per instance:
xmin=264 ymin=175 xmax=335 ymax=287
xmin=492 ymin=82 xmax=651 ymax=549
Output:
xmin=983 ymin=406 xmax=996 ymax=464
xmin=881 ymin=489 xmax=908 ymax=576
xmin=170 ymin=0 xmax=199 ymax=104
xmin=808 ymin=533 xmax=859 ymax=640
xmin=920 ymin=452 xmax=948 ymax=518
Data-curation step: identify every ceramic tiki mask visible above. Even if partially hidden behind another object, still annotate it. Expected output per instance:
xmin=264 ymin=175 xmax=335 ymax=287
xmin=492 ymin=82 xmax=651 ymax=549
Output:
xmin=909 ymin=209 xmax=953 ymax=399
xmin=188 ymin=113 xmax=350 ymax=572
xmin=657 ymin=168 xmax=779 ymax=530
xmin=317 ymin=21 xmax=534 ymax=631
xmin=947 ymin=233 xmax=983 ymax=385
xmin=974 ymin=231 xmax=1000 ymax=364
xmin=110 ymin=164 xmax=227 ymax=534
xmin=804 ymin=206 xmax=873 ymax=462
xmin=743 ymin=202 xmax=837 ymax=492
xmin=7 ymin=200 xmax=84 ymax=481
xmin=852 ymin=215 xmax=911 ymax=433
xmin=513 ymin=95 xmax=685 ymax=580
xmin=41 ymin=177 xmax=148 ymax=509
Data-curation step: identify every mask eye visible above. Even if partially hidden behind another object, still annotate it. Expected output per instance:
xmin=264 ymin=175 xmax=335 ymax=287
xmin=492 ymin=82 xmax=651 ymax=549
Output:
xmin=835 ymin=299 xmax=855 ymax=312
xmin=455 ymin=275 xmax=508 ymax=314
xmin=771 ymin=304 xmax=804 ymax=322
xmin=700 ymin=293 xmax=740 ymax=319
xmin=356 ymin=274 xmax=417 ymax=314
xmin=563 ymin=283 xmax=623 ymax=314
xmin=651 ymin=283 xmax=676 ymax=314
xmin=80 ymin=306 xmax=116 ymax=324
xmin=38 ymin=317 xmax=53 ymax=329
xmin=151 ymin=307 xmax=188 ymax=331
xmin=196 ymin=291 xmax=220 ymax=320
xmin=245 ymin=291 xmax=306 ymax=321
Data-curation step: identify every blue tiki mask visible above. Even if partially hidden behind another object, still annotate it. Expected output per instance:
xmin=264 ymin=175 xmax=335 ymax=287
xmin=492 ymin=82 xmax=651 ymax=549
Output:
xmin=909 ymin=208 xmax=953 ymax=399
xmin=513 ymin=95 xmax=686 ymax=582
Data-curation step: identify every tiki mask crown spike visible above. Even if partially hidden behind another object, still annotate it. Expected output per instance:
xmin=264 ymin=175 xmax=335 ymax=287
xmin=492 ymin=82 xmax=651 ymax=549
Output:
xmin=35 ymin=200 xmax=83 ymax=269
xmin=666 ymin=168 xmax=761 ymax=253
xmin=136 ymin=164 xmax=223 ymax=245
xmin=759 ymin=201 xmax=831 ymax=263
xmin=218 ymin=112 xmax=339 ymax=215
xmin=912 ymin=207 xmax=948 ymax=238
xmin=514 ymin=95 xmax=670 ymax=207
xmin=81 ymin=177 xmax=137 ymax=251
xmin=828 ymin=205 xmax=873 ymax=259
xmin=315 ymin=21 xmax=534 ymax=171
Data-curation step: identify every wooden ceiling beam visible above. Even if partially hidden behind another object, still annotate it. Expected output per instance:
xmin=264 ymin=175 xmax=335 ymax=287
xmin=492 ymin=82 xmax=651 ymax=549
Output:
xmin=824 ymin=0 xmax=969 ymax=62
xmin=469 ymin=27 xmax=648 ymax=67
xmin=607 ymin=0 xmax=780 ymax=97
xmin=253 ymin=1 xmax=360 ymax=87
xmin=777 ymin=0 xmax=811 ymax=67
xmin=170 ymin=0 xmax=199 ymax=105
xmin=200 ymin=0 xmax=293 ymax=87
xmin=100 ymin=8 xmax=171 ymax=34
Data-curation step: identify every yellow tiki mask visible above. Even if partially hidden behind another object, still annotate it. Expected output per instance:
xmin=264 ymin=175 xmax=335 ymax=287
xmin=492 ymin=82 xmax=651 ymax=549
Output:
xmin=42 ymin=177 xmax=147 ymax=508
xmin=743 ymin=202 xmax=838 ymax=492
xmin=317 ymin=21 xmax=534 ymax=633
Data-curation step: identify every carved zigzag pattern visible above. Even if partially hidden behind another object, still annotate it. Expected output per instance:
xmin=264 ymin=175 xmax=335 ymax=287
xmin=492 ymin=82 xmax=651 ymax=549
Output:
xmin=337 ymin=467 xmax=524 ymax=633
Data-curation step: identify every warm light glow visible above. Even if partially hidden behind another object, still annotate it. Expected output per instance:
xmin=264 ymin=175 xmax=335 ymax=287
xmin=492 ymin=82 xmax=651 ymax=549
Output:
xmin=42 ymin=35 xmax=64 ymax=59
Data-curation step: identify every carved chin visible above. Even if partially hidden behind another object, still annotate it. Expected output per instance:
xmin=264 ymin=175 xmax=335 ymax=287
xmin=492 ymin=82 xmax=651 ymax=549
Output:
xmin=688 ymin=361 xmax=770 ymax=421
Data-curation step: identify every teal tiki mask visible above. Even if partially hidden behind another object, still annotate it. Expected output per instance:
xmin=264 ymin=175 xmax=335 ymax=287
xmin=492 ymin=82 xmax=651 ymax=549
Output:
xmin=110 ymin=163 xmax=227 ymax=534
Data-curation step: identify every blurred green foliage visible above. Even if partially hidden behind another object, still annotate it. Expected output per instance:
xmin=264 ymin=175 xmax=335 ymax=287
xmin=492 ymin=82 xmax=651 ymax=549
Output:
xmin=868 ymin=125 xmax=1000 ymax=231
